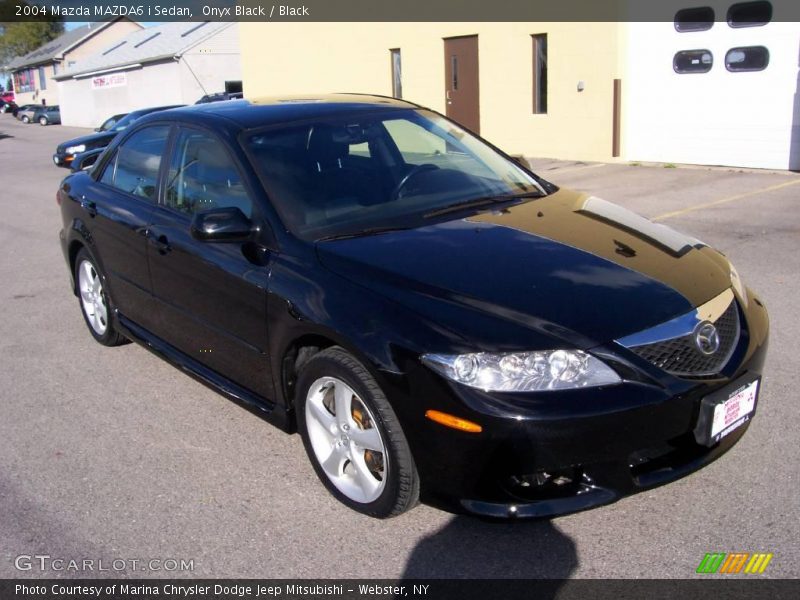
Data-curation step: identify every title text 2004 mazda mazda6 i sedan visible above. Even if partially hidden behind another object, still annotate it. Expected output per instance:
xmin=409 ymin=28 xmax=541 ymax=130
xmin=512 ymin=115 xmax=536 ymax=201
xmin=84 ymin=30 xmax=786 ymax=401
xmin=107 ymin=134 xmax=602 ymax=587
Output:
xmin=58 ymin=95 xmax=768 ymax=518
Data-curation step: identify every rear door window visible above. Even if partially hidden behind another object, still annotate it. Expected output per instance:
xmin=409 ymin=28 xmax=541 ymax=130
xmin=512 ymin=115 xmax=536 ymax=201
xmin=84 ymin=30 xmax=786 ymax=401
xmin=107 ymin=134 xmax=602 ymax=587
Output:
xmin=99 ymin=125 xmax=170 ymax=201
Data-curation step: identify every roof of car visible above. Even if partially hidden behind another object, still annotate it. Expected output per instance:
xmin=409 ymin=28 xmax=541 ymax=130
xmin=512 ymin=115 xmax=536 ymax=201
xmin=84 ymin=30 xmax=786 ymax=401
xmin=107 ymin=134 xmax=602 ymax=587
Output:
xmin=129 ymin=104 xmax=185 ymax=117
xmin=160 ymin=94 xmax=421 ymax=130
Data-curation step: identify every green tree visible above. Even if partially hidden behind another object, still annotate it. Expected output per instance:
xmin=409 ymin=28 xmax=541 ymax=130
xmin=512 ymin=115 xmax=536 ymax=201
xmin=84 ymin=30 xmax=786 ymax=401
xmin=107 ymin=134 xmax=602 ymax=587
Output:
xmin=0 ymin=1 xmax=64 ymax=67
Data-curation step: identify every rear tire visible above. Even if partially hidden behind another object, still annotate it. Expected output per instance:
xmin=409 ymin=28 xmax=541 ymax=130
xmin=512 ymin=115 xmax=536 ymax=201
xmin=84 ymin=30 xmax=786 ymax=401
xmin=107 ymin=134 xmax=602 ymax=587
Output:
xmin=296 ymin=346 xmax=419 ymax=518
xmin=39 ymin=116 xmax=48 ymax=126
xmin=74 ymin=248 xmax=127 ymax=347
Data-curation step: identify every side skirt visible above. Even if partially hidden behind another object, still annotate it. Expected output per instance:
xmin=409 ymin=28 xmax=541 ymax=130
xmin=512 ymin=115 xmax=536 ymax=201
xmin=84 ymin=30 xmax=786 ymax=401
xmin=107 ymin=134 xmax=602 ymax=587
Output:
xmin=117 ymin=314 xmax=293 ymax=433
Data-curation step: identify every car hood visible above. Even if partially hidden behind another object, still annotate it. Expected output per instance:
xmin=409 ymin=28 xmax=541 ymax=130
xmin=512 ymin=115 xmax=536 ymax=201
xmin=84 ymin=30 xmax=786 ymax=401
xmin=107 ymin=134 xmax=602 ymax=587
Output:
xmin=316 ymin=189 xmax=734 ymax=347
xmin=57 ymin=131 xmax=116 ymax=153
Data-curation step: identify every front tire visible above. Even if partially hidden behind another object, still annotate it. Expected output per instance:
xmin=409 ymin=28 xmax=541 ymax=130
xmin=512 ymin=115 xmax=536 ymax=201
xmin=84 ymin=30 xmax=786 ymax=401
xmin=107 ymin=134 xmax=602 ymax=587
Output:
xmin=21 ymin=115 xmax=30 ymax=123
xmin=74 ymin=248 xmax=127 ymax=346
xmin=296 ymin=347 xmax=419 ymax=518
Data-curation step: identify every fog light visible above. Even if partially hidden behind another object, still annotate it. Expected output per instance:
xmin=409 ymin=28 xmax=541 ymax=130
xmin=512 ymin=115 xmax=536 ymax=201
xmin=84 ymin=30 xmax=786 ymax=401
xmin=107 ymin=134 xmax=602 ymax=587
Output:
xmin=505 ymin=468 xmax=581 ymax=500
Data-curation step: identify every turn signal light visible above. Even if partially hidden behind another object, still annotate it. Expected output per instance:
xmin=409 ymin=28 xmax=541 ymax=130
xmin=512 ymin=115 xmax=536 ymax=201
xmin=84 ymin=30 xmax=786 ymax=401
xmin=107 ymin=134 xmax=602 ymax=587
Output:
xmin=425 ymin=410 xmax=482 ymax=433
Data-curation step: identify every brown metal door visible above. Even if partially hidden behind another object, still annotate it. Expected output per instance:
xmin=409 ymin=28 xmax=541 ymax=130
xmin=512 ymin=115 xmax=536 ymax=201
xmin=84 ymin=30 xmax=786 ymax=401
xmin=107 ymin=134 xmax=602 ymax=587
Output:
xmin=444 ymin=35 xmax=480 ymax=134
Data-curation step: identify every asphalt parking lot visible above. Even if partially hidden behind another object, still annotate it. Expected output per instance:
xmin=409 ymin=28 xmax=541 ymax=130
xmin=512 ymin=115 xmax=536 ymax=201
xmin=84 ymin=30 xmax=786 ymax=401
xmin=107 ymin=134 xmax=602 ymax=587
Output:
xmin=1 ymin=114 xmax=798 ymax=579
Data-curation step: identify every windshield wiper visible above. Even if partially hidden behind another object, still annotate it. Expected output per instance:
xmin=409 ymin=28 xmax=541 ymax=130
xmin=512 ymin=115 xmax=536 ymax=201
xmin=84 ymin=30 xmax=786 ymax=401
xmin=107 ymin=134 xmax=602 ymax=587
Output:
xmin=316 ymin=225 xmax=412 ymax=242
xmin=423 ymin=191 xmax=543 ymax=219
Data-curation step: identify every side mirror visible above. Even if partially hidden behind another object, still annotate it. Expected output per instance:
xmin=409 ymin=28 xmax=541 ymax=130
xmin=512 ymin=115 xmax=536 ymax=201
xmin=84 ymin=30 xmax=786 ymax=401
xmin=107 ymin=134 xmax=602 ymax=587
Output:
xmin=191 ymin=207 xmax=254 ymax=242
xmin=71 ymin=148 xmax=103 ymax=172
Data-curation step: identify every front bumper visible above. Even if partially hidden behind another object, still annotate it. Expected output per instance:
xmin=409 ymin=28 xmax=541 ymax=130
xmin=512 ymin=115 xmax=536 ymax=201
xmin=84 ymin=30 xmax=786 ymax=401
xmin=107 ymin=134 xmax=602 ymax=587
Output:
xmin=382 ymin=291 xmax=769 ymax=518
xmin=53 ymin=153 xmax=73 ymax=168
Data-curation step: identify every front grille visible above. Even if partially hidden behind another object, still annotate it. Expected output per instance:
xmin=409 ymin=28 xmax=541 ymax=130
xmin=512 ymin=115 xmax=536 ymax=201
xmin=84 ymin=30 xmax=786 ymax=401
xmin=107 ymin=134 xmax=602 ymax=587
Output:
xmin=628 ymin=300 xmax=740 ymax=378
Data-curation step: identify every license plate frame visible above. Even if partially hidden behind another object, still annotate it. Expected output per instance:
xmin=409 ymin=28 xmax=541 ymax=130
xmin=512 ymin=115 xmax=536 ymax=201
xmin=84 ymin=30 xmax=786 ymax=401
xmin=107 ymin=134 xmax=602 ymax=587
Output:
xmin=693 ymin=373 xmax=760 ymax=447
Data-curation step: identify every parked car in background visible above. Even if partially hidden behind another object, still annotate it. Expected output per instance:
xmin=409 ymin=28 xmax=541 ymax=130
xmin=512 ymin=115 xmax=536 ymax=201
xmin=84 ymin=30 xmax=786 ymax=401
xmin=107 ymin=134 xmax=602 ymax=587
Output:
xmin=34 ymin=105 xmax=61 ymax=126
xmin=95 ymin=113 xmax=128 ymax=132
xmin=0 ymin=91 xmax=14 ymax=103
xmin=52 ymin=105 xmax=183 ymax=168
xmin=57 ymin=95 xmax=769 ymax=519
xmin=12 ymin=104 xmax=36 ymax=119
xmin=1 ymin=101 xmax=17 ymax=114
xmin=195 ymin=91 xmax=243 ymax=104
xmin=17 ymin=105 xmax=40 ymax=123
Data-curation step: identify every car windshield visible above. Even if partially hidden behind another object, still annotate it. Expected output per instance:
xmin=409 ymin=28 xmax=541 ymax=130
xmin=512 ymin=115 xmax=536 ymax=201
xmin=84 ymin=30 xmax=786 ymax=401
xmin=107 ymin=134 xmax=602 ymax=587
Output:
xmin=111 ymin=112 xmax=144 ymax=132
xmin=243 ymin=109 xmax=546 ymax=240
xmin=99 ymin=115 xmax=121 ymax=131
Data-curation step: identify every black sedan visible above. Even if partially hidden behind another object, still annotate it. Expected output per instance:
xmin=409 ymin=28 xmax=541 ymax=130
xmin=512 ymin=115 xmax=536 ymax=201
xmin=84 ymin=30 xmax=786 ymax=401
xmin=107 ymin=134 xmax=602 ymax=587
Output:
xmin=52 ymin=105 xmax=182 ymax=168
xmin=57 ymin=95 xmax=769 ymax=519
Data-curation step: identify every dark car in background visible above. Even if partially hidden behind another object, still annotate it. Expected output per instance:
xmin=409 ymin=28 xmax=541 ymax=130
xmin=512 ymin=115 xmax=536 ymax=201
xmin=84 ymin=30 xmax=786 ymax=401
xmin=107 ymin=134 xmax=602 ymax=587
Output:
xmin=57 ymin=95 xmax=769 ymax=519
xmin=94 ymin=113 xmax=128 ymax=132
xmin=33 ymin=105 xmax=61 ymax=126
xmin=52 ymin=105 xmax=183 ymax=168
xmin=195 ymin=91 xmax=243 ymax=104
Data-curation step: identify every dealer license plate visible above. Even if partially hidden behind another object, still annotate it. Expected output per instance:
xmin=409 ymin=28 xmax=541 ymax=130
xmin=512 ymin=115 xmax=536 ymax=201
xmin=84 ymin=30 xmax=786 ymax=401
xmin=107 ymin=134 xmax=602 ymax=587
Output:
xmin=710 ymin=379 xmax=759 ymax=440
xmin=694 ymin=375 xmax=760 ymax=447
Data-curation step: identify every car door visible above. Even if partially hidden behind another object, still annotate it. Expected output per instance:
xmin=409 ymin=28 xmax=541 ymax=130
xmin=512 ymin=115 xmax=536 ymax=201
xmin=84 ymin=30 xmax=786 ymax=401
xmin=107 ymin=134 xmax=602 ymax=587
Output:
xmin=85 ymin=123 xmax=172 ymax=333
xmin=147 ymin=125 xmax=273 ymax=399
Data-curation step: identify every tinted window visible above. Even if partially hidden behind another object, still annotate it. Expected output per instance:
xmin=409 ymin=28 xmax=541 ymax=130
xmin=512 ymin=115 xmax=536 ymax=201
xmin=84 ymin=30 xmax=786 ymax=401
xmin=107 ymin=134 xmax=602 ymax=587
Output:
xmin=725 ymin=46 xmax=770 ymax=71
xmin=675 ymin=7 xmax=715 ymax=32
xmin=99 ymin=125 xmax=170 ymax=201
xmin=383 ymin=119 xmax=447 ymax=163
xmin=673 ymin=49 xmax=713 ymax=73
xmin=727 ymin=1 xmax=772 ymax=27
xmin=165 ymin=129 xmax=252 ymax=218
xmin=245 ymin=109 xmax=544 ymax=240
xmin=532 ymin=34 xmax=548 ymax=114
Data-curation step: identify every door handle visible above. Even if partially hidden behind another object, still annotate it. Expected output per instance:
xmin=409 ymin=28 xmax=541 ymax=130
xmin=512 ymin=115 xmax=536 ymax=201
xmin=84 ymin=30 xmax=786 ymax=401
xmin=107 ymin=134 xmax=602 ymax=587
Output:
xmin=146 ymin=231 xmax=171 ymax=254
xmin=446 ymin=90 xmax=452 ymax=100
xmin=79 ymin=197 xmax=97 ymax=217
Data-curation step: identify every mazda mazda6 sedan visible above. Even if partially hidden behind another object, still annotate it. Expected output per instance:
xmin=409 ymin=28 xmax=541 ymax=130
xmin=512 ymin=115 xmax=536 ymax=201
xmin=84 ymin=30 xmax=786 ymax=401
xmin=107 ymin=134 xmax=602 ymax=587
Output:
xmin=57 ymin=95 xmax=769 ymax=518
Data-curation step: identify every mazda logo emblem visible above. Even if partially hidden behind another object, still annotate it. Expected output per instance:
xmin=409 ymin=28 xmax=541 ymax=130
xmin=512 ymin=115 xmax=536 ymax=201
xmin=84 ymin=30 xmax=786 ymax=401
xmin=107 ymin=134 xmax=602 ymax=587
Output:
xmin=694 ymin=321 xmax=720 ymax=355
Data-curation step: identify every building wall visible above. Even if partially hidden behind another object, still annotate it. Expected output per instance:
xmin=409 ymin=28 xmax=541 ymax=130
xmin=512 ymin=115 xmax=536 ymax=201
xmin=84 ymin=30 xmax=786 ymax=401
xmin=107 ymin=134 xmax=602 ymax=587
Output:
xmin=61 ymin=20 xmax=142 ymax=66
xmin=12 ymin=20 xmax=141 ymax=110
xmin=178 ymin=23 xmax=242 ymax=102
xmin=58 ymin=25 xmax=241 ymax=128
xmin=624 ymin=2 xmax=800 ymax=170
xmin=58 ymin=60 xmax=184 ymax=128
xmin=239 ymin=22 xmax=623 ymax=162
xmin=13 ymin=63 xmax=58 ymax=107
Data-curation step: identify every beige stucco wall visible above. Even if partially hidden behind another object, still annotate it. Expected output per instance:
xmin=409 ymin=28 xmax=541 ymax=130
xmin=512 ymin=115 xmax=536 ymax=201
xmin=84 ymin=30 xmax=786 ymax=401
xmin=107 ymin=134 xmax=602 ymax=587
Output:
xmin=240 ymin=22 xmax=623 ymax=162
xmin=13 ymin=63 xmax=59 ymax=107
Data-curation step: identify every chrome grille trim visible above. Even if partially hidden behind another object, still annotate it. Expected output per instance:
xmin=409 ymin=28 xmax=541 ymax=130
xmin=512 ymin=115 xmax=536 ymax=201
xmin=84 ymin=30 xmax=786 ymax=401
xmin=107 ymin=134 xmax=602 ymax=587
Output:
xmin=617 ymin=289 xmax=741 ymax=378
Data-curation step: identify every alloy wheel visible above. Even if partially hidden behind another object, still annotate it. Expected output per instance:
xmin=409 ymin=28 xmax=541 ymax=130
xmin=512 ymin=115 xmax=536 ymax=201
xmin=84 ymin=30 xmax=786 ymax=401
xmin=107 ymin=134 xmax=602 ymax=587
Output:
xmin=78 ymin=259 xmax=108 ymax=335
xmin=304 ymin=376 xmax=388 ymax=503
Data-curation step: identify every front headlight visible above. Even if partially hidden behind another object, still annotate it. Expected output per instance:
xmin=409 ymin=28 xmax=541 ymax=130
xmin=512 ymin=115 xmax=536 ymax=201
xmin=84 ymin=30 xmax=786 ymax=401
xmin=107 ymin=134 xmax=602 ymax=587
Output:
xmin=421 ymin=350 xmax=621 ymax=392
xmin=65 ymin=144 xmax=86 ymax=154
